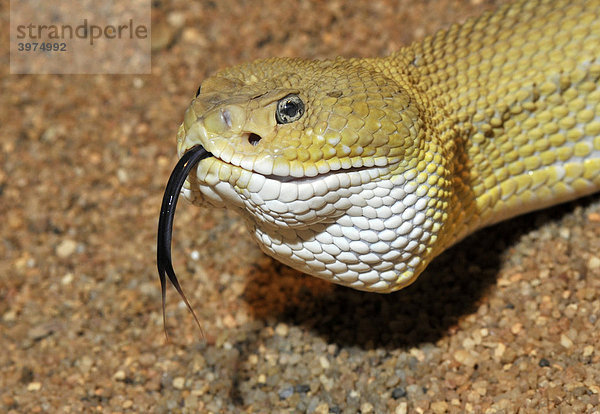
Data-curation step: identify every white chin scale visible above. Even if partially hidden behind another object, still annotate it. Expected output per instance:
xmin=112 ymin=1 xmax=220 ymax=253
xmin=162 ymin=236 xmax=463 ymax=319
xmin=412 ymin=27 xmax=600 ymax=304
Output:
xmin=188 ymin=158 xmax=441 ymax=292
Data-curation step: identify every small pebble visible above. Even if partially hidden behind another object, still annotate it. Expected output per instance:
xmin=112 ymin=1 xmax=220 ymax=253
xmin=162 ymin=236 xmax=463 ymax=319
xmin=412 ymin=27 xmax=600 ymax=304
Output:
xmin=138 ymin=353 xmax=157 ymax=367
xmin=587 ymin=256 xmax=600 ymax=270
xmin=295 ymin=384 xmax=310 ymax=393
xmin=181 ymin=27 xmax=206 ymax=45
xmin=395 ymin=402 xmax=408 ymax=414
xmin=454 ymin=350 xmax=478 ymax=367
xmin=360 ymin=402 xmax=374 ymax=413
xmin=3 ymin=310 xmax=16 ymax=322
xmin=56 ymin=239 xmax=77 ymax=258
xmin=392 ymin=387 xmax=407 ymax=399
xmin=431 ymin=401 xmax=449 ymax=414
xmin=319 ymin=374 xmax=334 ymax=391
xmin=588 ymin=212 xmax=600 ymax=222
xmin=494 ymin=343 xmax=506 ymax=359
xmin=560 ymin=334 xmax=574 ymax=349
xmin=27 ymin=382 xmax=42 ymax=391
xmin=117 ymin=169 xmax=128 ymax=183
xmin=61 ymin=273 xmax=74 ymax=285
xmin=583 ymin=345 xmax=594 ymax=357
xmin=510 ymin=322 xmax=523 ymax=335
xmin=132 ymin=78 xmax=144 ymax=89
xmin=113 ymin=370 xmax=126 ymax=381
xmin=151 ymin=19 xmax=175 ymax=51
xmin=278 ymin=386 xmax=294 ymax=400
xmin=275 ymin=322 xmax=289 ymax=337
xmin=167 ymin=11 xmax=186 ymax=28
xmin=172 ymin=377 xmax=185 ymax=390
xmin=314 ymin=402 xmax=329 ymax=414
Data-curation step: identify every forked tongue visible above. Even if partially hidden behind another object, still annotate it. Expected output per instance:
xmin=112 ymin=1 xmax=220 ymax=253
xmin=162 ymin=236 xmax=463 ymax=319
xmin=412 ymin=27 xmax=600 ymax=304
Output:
xmin=157 ymin=145 xmax=213 ymax=339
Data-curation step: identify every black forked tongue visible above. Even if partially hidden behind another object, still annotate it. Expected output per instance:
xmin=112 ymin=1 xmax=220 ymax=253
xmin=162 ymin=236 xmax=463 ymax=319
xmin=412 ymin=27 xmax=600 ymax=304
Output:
xmin=157 ymin=145 xmax=213 ymax=339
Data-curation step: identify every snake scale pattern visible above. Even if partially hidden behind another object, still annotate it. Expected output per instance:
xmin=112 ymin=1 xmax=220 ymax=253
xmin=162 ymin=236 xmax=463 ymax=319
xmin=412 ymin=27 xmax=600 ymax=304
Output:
xmin=158 ymin=0 xmax=600 ymax=323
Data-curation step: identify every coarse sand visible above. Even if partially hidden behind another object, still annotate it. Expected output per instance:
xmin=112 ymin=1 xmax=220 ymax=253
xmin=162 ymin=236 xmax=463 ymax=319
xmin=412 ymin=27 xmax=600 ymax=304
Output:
xmin=1 ymin=0 xmax=599 ymax=412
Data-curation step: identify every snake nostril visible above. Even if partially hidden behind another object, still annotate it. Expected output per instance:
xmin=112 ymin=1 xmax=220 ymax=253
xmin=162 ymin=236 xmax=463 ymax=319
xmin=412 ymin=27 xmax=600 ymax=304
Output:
xmin=248 ymin=133 xmax=262 ymax=146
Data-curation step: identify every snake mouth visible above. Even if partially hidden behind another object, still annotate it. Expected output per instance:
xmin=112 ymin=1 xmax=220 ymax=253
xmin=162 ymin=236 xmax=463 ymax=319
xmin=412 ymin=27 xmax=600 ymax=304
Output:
xmin=157 ymin=145 xmax=213 ymax=338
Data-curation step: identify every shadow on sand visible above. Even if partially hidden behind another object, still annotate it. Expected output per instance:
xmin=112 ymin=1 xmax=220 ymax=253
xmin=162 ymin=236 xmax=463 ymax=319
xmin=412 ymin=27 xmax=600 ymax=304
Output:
xmin=242 ymin=195 xmax=599 ymax=349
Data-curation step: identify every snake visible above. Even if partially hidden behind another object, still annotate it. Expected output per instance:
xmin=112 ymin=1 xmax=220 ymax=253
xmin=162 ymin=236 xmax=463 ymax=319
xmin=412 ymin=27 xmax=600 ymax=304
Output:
xmin=157 ymin=0 xmax=600 ymax=328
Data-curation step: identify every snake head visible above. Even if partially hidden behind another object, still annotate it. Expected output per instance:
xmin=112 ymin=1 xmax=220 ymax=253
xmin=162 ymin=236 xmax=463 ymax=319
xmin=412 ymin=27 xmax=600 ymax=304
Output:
xmin=179 ymin=57 xmax=423 ymax=209
xmin=174 ymin=57 xmax=455 ymax=293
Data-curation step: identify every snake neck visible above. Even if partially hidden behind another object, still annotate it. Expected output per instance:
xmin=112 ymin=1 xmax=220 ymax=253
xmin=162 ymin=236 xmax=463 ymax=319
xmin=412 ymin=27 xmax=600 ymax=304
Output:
xmin=377 ymin=0 xmax=600 ymax=250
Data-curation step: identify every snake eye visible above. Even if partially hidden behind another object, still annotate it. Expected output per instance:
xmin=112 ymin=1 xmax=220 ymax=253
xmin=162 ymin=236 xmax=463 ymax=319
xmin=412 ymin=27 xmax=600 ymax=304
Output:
xmin=195 ymin=85 xmax=201 ymax=97
xmin=276 ymin=94 xmax=304 ymax=124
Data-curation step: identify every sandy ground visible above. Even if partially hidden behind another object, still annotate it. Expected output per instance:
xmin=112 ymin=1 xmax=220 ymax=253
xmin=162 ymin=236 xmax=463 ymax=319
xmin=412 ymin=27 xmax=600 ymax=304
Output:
xmin=1 ymin=0 xmax=599 ymax=412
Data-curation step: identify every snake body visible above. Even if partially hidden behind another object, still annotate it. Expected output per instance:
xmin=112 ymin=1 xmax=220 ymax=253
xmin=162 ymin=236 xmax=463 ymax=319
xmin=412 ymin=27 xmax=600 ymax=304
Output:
xmin=160 ymin=0 xmax=600 ymax=302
